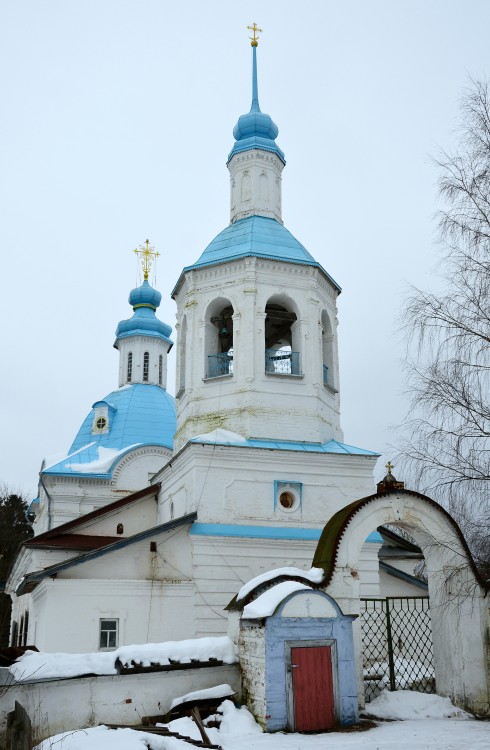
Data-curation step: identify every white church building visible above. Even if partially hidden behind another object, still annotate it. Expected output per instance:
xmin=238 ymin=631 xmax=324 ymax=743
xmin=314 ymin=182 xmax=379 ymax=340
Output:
xmin=7 ymin=36 xmax=427 ymax=655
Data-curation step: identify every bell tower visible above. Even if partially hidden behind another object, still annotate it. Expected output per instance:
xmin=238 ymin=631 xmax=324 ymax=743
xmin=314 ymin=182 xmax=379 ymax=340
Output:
xmin=172 ymin=29 xmax=343 ymax=451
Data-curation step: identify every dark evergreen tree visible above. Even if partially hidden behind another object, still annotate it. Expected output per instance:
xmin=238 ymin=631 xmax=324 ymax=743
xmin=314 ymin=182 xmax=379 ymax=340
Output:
xmin=0 ymin=489 xmax=33 ymax=647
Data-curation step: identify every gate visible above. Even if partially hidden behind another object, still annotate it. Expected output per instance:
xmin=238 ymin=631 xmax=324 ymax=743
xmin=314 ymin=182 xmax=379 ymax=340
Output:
xmin=360 ymin=597 xmax=435 ymax=702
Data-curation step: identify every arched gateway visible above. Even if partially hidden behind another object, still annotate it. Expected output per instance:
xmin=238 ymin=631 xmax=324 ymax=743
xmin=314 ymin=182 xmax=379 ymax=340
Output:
xmin=313 ymin=489 xmax=490 ymax=716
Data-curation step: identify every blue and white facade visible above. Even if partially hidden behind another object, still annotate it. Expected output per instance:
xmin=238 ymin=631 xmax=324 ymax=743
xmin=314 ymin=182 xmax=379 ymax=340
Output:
xmin=7 ymin=42 xmax=398 ymax=655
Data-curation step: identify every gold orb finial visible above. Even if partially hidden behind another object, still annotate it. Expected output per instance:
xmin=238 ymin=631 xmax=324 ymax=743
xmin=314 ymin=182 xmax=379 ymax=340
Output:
xmin=134 ymin=239 xmax=160 ymax=281
xmin=247 ymin=22 xmax=262 ymax=47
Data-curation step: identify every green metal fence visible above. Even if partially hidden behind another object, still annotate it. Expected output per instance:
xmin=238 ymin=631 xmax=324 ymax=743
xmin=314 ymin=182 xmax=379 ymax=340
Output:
xmin=360 ymin=597 xmax=435 ymax=702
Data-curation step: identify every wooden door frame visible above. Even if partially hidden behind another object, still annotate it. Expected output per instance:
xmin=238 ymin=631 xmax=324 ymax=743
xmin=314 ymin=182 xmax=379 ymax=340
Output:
xmin=285 ymin=639 xmax=340 ymax=731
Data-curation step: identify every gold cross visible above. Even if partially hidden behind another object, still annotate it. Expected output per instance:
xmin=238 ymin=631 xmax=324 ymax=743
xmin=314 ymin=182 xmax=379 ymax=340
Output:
xmin=385 ymin=461 xmax=394 ymax=473
xmin=247 ymin=22 xmax=262 ymax=47
xmin=134 ymin=239 xmax=160 ymax=281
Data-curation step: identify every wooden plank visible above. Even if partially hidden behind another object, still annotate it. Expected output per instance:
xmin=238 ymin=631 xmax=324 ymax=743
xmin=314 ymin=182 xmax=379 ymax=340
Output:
xmin=116 ymin=658 xmax=223 ymax=674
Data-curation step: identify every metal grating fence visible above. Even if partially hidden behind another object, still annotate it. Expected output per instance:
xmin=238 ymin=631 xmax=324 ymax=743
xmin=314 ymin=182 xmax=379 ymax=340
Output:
xmin=360 ymin=597 xmax=435 ymax=703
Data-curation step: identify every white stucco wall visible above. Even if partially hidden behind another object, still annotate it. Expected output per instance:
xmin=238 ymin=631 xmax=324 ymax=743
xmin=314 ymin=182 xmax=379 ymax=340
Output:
xmin=0 ymin=664 xmax=240 ymax=744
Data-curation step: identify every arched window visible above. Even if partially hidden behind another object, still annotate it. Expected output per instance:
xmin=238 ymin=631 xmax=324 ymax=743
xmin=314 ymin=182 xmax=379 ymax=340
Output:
xmin=159 ymin=354 xmax=163 ymax=385
xmin=23 ymin=610 xmax=29 ymax=646
xmin=127 ymin=352 xmax=133 ymax=382
xmin=178 ymin=315 xmax=187 ymax=393
xmin=321 ymin=310 xmax=334 ymax=387
xmin=264 ymin=297 xmax=300 ymax=375
xmin=205 ymin=299 xmax=234 ymax=378
xmin=143 ymin=352 xmax=149 ymax=382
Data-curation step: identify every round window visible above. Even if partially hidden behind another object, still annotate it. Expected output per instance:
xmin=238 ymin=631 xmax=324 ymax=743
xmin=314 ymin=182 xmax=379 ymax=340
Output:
xmin=279 ymin=491 xmax=295 ymax=509
xmin=96 ymin=417 xmax=107 ymax=430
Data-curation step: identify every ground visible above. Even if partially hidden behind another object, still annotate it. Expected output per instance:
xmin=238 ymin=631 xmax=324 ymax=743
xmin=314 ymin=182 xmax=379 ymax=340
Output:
xmin=35 ymin=693 xmax=490 ymax=750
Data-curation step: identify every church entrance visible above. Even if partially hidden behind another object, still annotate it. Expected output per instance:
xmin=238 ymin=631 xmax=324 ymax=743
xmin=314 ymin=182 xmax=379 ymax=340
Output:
xmin=360 ymin=596 xmax=435 ymax=702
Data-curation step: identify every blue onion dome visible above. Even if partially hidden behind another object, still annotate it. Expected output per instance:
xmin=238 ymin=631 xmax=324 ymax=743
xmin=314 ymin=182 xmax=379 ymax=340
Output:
xmin=129 ymin=279 xmax=162 ymax=310
xmin=115 ymin=280 xmax=173 ymax=346
xmin=233 ymin=109 xmax=279 ymax=142
xmin=228 ymin=45 xmax=285 ymax=164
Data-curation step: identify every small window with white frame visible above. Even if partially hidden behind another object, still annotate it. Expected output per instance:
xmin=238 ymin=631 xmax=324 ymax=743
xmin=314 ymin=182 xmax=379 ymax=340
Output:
xmin=274 ymin=481 xmax=302 ymax=513
xmin=99 ymin=618 xmax=118 ymax=649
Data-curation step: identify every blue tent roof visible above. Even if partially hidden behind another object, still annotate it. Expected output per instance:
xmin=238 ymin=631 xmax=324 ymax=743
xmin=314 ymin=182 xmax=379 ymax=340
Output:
xmin=44 ymin=384 xmax=176 ymax=478
xmin=172 ymin=216 xmax=341 ymax=296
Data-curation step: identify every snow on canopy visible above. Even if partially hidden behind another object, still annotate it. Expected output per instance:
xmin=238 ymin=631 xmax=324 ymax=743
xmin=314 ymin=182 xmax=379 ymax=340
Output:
xmin=10 ymin=636 xmax=237 ymax=682
xmin=237 ymin=566 xmax=323 ymax=602
xmin=170 ymin=683 xmax=235 ymax=709
xmin=241 ymin=581 xmax=311 ymax=619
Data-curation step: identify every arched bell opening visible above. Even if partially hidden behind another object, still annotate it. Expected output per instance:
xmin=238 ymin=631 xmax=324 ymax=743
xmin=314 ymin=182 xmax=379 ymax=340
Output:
xmin=321 ymin=309 xmax=335 ymax=388
xmin=205 ymin=298 xmax=234 ymax=379
xmin=264 ymin=296 xmax=300 ymax=376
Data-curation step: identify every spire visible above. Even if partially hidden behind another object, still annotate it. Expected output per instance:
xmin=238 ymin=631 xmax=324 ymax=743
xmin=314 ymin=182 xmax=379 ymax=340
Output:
xmin=247 ymin=22 xmax=262 ymax=112
xmin=227 ymin=24 xmax=284 ymax=165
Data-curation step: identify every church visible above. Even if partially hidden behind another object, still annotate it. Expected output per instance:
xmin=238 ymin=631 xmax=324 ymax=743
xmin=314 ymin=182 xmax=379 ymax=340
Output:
xmin=7 ymin=29 xmax=425 ymax=654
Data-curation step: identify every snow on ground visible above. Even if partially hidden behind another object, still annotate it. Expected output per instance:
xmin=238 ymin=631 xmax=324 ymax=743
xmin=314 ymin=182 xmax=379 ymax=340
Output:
xmin=10 ymin=636 xmax=237 ymax=681
xmin=364 ymin=689 xmax=470 ymax=720
xmin=242 ymin=581 xmax=310 ymax=618
xmin=35 ymin=694 xmax=490 ymax=750
xmin=364 ymin=657 xmax=434 ymax=692
xmin=237 ymin=566 xmax=324 ymax=601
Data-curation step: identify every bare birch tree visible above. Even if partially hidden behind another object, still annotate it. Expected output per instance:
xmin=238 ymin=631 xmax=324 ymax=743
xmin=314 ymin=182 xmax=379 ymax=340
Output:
xmin=399 ymin=78 xmax=490 ymax=578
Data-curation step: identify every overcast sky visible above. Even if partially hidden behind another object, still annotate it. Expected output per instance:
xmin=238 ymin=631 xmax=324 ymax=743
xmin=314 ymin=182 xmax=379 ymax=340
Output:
xmin=1 ymin=1 xmax=489 ymax=497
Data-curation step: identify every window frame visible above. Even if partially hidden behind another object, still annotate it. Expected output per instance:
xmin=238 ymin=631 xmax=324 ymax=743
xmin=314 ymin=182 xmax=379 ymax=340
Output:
xmin=99 ymin=618 xmax=119 ymax=650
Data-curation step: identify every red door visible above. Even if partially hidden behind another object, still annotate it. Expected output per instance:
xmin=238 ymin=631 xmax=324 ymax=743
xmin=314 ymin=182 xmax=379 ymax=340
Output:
xmin=291 ymin=645 xmax=335 ymax=731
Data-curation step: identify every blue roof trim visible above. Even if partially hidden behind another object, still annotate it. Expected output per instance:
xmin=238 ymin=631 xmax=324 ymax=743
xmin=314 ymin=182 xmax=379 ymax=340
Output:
xmin=190 ymin=523 xmax=322 ymax=541
xmin=44 ymin=384 xmax=176 ymax=477
xmin=189 ymin=435 xmax=379 ymax=457
xmin=191 ymin=523 xmax=383 ymax=543
xmin=227 ymin=137 xmax=285 ymax=164
xmin=172 ymin=216 xmax=341 ymax=297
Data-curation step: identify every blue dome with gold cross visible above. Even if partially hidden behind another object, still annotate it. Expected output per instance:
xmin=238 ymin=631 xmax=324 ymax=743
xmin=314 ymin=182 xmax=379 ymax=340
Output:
xmin=115 ymin=280 xmax=172 ymax=345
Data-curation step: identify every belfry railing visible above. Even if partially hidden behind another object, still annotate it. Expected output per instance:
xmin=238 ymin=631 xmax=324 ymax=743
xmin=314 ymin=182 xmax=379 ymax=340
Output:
xmin=265 ymin=349 xmax=300 ymax=375
xmin=207 ymin=352 xmax=233 ymax=378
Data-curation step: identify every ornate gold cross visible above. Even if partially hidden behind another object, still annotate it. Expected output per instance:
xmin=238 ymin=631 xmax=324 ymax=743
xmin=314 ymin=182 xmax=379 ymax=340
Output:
xmin=247 ymin=22 xmax=262 ymax=47
xmin=385 ymin=461 xmax=394 ymax=473
xmin=134 ymin=239 xmax=160 ymax=281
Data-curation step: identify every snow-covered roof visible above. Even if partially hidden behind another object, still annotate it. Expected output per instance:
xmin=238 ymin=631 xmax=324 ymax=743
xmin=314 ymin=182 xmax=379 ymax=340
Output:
xmin=242 ymin=581 xmax=312 ymax=619
xmin=10 ymin=636 xmax=237 ymax=682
